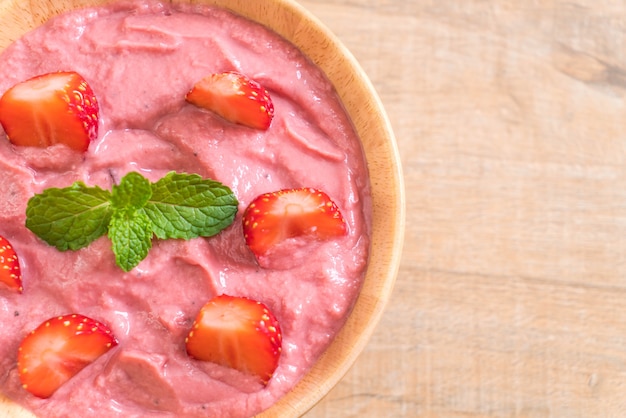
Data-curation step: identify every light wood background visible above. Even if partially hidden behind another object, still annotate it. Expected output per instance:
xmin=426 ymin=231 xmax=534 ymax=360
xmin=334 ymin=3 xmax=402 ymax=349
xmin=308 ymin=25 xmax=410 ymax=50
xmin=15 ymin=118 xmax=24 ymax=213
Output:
xmin=301 ymin=0 xmax=626 ymax=417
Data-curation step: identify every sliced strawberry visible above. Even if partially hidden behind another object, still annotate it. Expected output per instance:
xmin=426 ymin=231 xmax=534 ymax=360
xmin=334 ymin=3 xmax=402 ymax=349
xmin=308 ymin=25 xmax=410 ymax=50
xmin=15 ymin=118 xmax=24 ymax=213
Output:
xmin=186 ymin=294 xmax=282 ymax=384
xmin=17 ymin=314 xmax=118 ymax=398
xmin=0 ymin=235 xmax=22 ymax=293
xmin=0 ymin=71 xmax=99 ymax=152
xmin=242 ymin=188 xmax=347 ymax=258
xmin=185 ymin=71 xmax=274 ymax=130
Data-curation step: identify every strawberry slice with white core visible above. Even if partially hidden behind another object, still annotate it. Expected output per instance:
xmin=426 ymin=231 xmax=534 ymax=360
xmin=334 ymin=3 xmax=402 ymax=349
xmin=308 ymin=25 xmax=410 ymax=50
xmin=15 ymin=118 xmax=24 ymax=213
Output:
xmin=242 ymin=188 xmax=347 ymax=258
xmin=0 ymin=71 xmax=99 ymax=152
xmin=185 ymin=71 xmax=274 ymax=130
xmin=18 ymin=314 xmax=118 ymax=398
xmin=0 ymin=235 xmax=22 ymax=293
xmin=186 ymin=294 xmax=282 ymax=385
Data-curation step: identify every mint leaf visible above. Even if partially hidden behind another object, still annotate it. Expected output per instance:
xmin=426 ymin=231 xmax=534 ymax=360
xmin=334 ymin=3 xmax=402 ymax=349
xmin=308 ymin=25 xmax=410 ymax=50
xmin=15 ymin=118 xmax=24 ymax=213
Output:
xmin=25 ymin=182 xmax=113 ymax=251
xmin=108 ymin=210 xmax=153 ymax=272
xmin=108 ymin=172 xmax=154 ymax=271
xmin=144 ymin=172 xmax=238 ymax=240
xmin=111 ymin=171 xmax=152 ymax=212
xmin=25 ymin=171 xmax=238 ymax=272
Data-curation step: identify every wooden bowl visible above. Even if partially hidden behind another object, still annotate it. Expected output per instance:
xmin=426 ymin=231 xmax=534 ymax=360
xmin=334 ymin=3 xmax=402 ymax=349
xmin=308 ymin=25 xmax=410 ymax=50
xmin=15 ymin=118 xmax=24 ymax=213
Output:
xmin=0 ymin=0 xmax=405 ymax=416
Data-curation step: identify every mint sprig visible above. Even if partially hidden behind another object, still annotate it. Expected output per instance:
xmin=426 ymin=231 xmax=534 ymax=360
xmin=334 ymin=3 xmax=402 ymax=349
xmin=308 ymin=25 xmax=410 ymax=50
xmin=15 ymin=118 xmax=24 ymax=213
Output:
xmin=25 ymin=171 xmax=238 ymax=272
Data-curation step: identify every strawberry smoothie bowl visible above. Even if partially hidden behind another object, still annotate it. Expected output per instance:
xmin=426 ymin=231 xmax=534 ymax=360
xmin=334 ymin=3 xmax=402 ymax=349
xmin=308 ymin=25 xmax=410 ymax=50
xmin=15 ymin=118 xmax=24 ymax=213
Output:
xmin=0 ymin=0 xmax=404 ymax=417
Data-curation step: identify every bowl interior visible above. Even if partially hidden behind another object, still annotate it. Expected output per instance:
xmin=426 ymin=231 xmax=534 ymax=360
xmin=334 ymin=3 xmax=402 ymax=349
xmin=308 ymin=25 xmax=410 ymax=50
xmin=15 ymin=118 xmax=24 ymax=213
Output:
xmin=0 ymin=0 xmax=405 ymax=416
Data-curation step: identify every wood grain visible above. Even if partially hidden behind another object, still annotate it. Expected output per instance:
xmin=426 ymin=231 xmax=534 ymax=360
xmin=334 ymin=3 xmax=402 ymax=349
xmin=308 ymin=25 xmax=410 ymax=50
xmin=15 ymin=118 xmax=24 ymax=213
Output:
xmin=300 ymin=0 xmax=626 ymax=417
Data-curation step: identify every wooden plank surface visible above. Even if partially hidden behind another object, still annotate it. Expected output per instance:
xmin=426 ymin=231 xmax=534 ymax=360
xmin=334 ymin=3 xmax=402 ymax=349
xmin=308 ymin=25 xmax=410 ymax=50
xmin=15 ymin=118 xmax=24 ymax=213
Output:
xmin=299 ymin=0 xmax=626 ymax=416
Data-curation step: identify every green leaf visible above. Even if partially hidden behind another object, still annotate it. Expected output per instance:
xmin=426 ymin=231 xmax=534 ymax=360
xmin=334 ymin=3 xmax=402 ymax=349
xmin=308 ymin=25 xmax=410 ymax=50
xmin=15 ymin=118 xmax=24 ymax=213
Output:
xmin=24 ymin=171 xmax=238 ymax=272
xmin=25 ymin=182 xmax=112 ymax=251
xmin=108 ymin=210 xmax=153 ymax=272
xmin=144 ymin=172 xmax=238 ymax=240
xmin=111 ymin=171 xmax=152 ymax=212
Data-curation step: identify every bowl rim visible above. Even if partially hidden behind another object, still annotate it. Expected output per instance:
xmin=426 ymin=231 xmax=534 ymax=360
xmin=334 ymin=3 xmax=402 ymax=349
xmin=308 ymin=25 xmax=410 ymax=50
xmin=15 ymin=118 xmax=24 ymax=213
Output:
xmin=243 ymin=1 xmax=406 ymax=416
xmin=0 ymin=0 xmax=406 ymax=416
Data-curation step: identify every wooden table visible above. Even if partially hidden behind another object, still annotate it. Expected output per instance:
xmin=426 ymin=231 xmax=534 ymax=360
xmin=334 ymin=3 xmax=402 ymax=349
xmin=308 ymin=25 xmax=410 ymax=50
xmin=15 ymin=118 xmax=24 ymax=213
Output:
xmin=300 ymin=1 xmax=626 ymax=416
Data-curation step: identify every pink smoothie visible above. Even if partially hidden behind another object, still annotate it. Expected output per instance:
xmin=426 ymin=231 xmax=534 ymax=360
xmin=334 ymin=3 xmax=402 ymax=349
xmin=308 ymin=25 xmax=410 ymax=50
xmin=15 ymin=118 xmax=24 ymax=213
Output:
xmin=0 ymin=1 xmax=371 ymax=417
